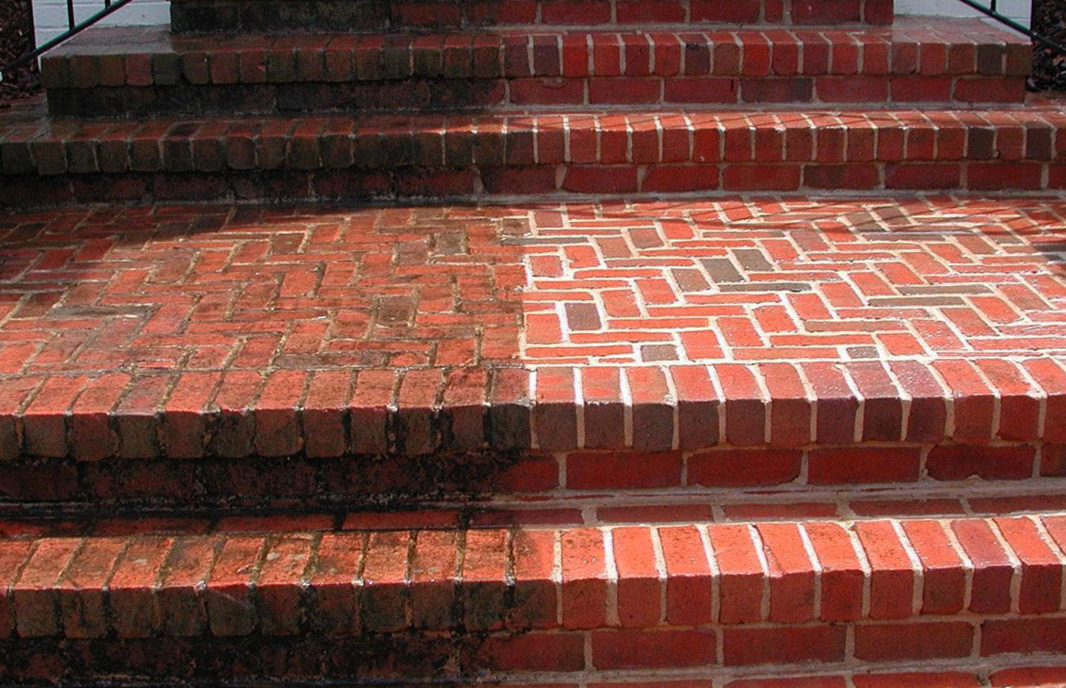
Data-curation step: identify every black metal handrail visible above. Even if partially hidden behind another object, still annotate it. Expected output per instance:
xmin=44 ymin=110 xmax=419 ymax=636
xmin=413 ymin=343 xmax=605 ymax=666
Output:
xmin=954 ymin=0 xmax=1066 ymax=56
xmin=0 ymin=0 xmax=136 ymax=81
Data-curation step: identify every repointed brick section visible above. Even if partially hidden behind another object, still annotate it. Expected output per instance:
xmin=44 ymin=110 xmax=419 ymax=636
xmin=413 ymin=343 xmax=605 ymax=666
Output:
xmin=168 ymin=0 xmax=893 ymax=33
xmin=42 ymin=20 xmax=1024 ymax=117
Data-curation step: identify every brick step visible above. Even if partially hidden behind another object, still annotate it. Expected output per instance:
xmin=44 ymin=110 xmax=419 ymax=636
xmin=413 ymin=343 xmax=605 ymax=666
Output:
xmin=2 ymin=506 xmax=1066 ymax=682
xmin=169 ymin=0 xmax=894 ymax=34
xmin=2 ymin=105 xmax=1062 ymax=205
xmin=3 ymin=193 xmax=1066 ymax=504
xmin=41 ymin=20 xmax=1029 ymax=117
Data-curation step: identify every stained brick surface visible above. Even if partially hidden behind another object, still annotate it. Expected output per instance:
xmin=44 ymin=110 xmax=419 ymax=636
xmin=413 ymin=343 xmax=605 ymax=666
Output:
xmin=1 ymin=197 xmax=1066 ymax=461
xmin=168 ymin=0 xmax=895 ymax=33
xmin=39 ymin=20 xmax=1026 ymax=117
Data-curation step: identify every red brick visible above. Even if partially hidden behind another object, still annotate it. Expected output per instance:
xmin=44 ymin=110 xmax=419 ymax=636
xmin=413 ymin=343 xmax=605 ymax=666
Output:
xmin=658 ymin=525 xmax=713 ymax=626
xmin=593 ymin=629 xmax=716 ymax=668
xmin=808 ymin=447 xmax=921 ymax=484
xmin=855 ymin=520 xmax=916 ymax=619
xmin=708 ymin=524 xmax=764 ymax=624
xmin=723 ymin=626 xmax=845 ymax=665
xmin=302 ymin=369 xmax=352 ymax=458
xmin=900 ymin=520 xmax=965 ymax=614
xmin=670 ymin=365 xmax=720 ymax=449
xmin=108 ymin=536 xmax=173 ymax=638
xmin=885 ymin=163 xmax=961 ymax=189
xmin=722 ymin=164 xmax=801 ymax=191
xmin=308 ymin=532 xmax=362 ymax=636
xmin=510 ymin=529 xmax=557 ymax=630
xmin=475 ymin=632 xmax=585 ymax=672
xmin=441 ymin=367 xmax=488 ymax=451
xmin=717 ymin=364 xmax=766 ymax=446
xmin=803 ymin=362 xmax=858 ymax=444
xmin=561 ymin=528 xmax=608 ymax=629
xmin=349 ymin=369 xmax=397 ymax=455
xmin=756 ymin=522 xmax=816 ymax=623
xmin=887 ymin=360 xmax=948 ymax=443
xmin=23 ymin=375 xmax=87 ymax=458
xmin=462 ymin=529 xmax=508 ymax=630
xmin=568 ymin=451 xmax=682 ymax=489
xmin=396 ymin=368 xmax=442 ymax=456
xmin=257 ymin=534 xmax=315 ymax=635
xmin=689 ymin=448 xmax=801 ymax=487
xmin=161 ymin=372 xmax=219 ymax=459
xmin=57 ymin=537 xmax=128 ymax=638
xmin=976 ymin=358 xmax=1041 ymax=440
xmin=69 ymin=373 xmax=129 ymax=461
xmin=846 ymin=361 xmax=903 ymax=441
xmin=804 ymin=522 xmax=863 ymax=622
xmin=626 ymin=367 xmax=673 ymax=451
xmin=13 ymin=538 xmax=82 ymax=637
xmin=951 ymin=519 xmax=1013 ymax=614
xmin=759 ymin=362 xmax=812 ymax=448
xmin=856 ymin=622 xmax=974 ymax=660
xmin=205 ymin=536 xmax=266 ymax=636
xmin=1026 ymin=359 xmax=1066 ymax=444
xmin=361 ymin=531 xmax=410 ymax=632
xmin=927 ymin=445 xmax=1035 ymax=481
xmin=983 ymin=617 xmax=1066 ymax=655
xmin=612 ymin=527 xmax=660 ymax=627
xmin=995 ymin=516 xmax=1063 ymax=614
xmin=155 ymin=536 xmax=219 ymax=636
xmin=582 ymin=367 xmax=625 ymax=449
xmin=0 ymin=540 xmax=34 ymax=637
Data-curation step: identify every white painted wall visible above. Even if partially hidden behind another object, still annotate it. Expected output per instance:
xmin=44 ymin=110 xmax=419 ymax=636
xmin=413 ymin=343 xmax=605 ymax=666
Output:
xmin=33 ymin=0 xmax=168 ymax=46
xmin=897 ymin=0 xmax=1030 ymax=26
xmin=32 ymin=0 xmax=1032 ymax=46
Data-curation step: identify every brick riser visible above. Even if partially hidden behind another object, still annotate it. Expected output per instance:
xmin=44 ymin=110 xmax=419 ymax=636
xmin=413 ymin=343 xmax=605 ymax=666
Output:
xmin=40 ymin=22 xmax=1028 ymax=117
xmin=169 ymin=0 xmax=894 ymax=34
xmin=1 ymin=108 xmax=1059 ymax=206
xmin=7 ymin=162 xmax=1061 ymax=207
xmin=2 ymin=513 xmax=1066 ymax=683
xmin=4 ymin=444 xmax=1066 ymax=507
xmin=44 ymin=75 xmax=1027 ymax=118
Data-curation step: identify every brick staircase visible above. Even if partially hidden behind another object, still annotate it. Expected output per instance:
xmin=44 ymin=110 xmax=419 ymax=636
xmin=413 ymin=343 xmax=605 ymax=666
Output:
xmin=5 ymin=1 xmax=1066 ymax=686
xmin=0 ymin=0 xmax=1052 ymax=206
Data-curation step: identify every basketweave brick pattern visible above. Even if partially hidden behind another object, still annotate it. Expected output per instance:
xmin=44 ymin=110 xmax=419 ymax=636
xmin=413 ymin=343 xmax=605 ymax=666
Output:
xmin=39 ymin=19 xmax=1028 ymax=117
xmin=167 ymin=0 xmax=894 ymax=34
xmin=3 ymin=197 xmax=1066 ymax=461
xmin=2 ymin=512 xmax=1066 ymax=679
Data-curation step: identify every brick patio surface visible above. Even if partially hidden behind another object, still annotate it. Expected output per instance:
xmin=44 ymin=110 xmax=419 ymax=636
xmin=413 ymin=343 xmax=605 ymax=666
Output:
xmin=5 ymin=194 xmax=1066 ymax=460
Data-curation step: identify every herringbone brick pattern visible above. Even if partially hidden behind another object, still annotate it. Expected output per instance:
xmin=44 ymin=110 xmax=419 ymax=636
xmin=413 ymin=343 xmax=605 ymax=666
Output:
xmin=4 ymin=196 xmax=1066 ymax=461
xmin=0 ymin=204 xmax=526 ymax=375
xmin=521 ymin=196 xmax=1066 ymax=364
xmin=4 ymin=196 xmax=1066 ymax=377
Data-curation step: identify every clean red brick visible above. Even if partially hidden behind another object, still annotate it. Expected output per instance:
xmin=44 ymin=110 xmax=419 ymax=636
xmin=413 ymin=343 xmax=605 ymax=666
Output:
xmin=708 ymin=524 xmax=764 ymax=624
xmin=855 ymin=621 xmax=974 ymax=661
xmin=561 ymin=528 xmax=608 ymax=629
xmin=593 ymin=629 xmax=717 ymax=668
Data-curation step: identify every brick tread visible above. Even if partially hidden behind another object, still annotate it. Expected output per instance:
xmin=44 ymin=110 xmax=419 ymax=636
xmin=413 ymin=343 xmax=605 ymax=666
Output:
xmin=168 ymin=0 xmax=895 ymax=34
xmin=2 ymin=197 xmax=1066 ymax=464
xmin=3 ymin=510 xmax=1066 ymax=643
xmin=40 ymin=20 xmax=1028 ymax=116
